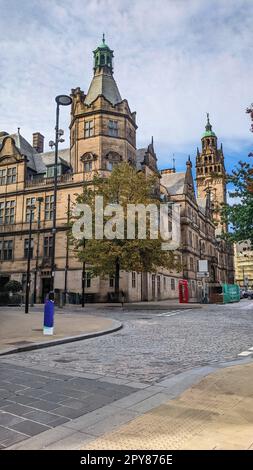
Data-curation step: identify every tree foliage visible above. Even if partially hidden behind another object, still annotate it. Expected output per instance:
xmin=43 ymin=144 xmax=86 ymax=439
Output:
xmin=221 ymin=104 xmax=253 ymax=246
xmin=70 ymin=163 xmax=180 ymax=295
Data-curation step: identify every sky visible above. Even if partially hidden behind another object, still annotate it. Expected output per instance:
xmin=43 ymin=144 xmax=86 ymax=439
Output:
xmin=0 ymin=0 xmax=252 ymax=176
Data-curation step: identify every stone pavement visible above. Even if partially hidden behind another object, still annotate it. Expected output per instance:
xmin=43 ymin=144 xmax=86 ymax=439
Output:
xmin=0 ymin=308 xmax=121 ymax=355
xmin=79 ymin=361 xmax=253 ymax=450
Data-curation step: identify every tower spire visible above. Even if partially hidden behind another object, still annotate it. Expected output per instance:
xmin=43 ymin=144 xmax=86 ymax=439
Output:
xmin=205 ymin=112 xmax=212 ymax=132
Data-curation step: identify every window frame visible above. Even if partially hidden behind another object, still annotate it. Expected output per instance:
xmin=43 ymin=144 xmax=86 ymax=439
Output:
xmin=85 ymin=120 xmax=94 ymax=138
xmin=108 ymin=120 xmax=118 ymax=137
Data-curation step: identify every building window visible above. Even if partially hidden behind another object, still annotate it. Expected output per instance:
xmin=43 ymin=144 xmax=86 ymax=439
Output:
xmin=85 ymin=272 xmax=91 ymax=288
xmin=189 ymin=231 xmax=192 ymax=247
xmin=6 ymin=167 xmax=16 ymax=184
xmin=0 ymin=169 xmax=6 ymax=185
xmin=26 ymin=197 xmax=36 ymax=222
xmin=109 ymin=276 xmax=114 ymax=287
xmin=84 ymin=161 xmax=92 ymax=172
xmin=47 ymin=165 xmax=61 ymax=178
xmin=24 ymin=238 xmax=34 ymax=259
xmin=85 ymin=120 xmax=94 ymax=138
xmin=164 ymin=277 xmax=166 ymax=290
xmin=192 ymin=280 xmax=195 ymax=291
xmin=43 ymin=236 xmax=53 ymax=258
xmin=171 ymin=278 xmax=175 ymax=290
xmin=190 ymin=257 xmax=194 ymax=271
xmin=108 ymin=120 xmax=118 ymax=137
xmin=132 ymin=272 xmax=136 ymax=288
xmin=0 ymin=202 xmax=4 ymax=225
xmin=0 ymin=240 xmax=13 ymax=260
xmin=1 ymin=200 xmax=16 ymax=225
xmin=45 ymin=195 xmax=54 ymax=220
xmin=157 ymin=276 xmax=161 ymax=295
xmin=107 ymin=161 xmax=118 ymax=171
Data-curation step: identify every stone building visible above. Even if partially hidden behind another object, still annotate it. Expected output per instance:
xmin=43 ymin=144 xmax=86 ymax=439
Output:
xmin=0 ymin=38 xmax=234 ymax=303
xmin=234 ymin=242 xmax=253 ymax=289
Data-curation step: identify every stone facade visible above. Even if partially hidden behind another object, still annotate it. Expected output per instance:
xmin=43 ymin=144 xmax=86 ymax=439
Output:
xmin=0 ymin=39 xmax=234 ymax=303
xmin=234 ymin=241 xmax=253 ymax=289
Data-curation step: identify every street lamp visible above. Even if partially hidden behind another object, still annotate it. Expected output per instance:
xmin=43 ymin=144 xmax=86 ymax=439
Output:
xmin=49 ymin=94 xmax=72 ymax=292
xmin=33 ymin=197 xmax=43 ymax=303
xmin=25 ymin=204 xmax=36 ymax=314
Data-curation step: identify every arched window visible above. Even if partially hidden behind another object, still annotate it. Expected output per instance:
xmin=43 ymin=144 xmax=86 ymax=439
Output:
xmin=214 ymin=165 xmax=217 ymax=172
xmin=209 ymin=156 xmax=212 ymax=162
xmin=100 ymin=54 xmax=105 ymax=65
xmin=218 ymin=165 xmax=220 ymax=172
xmin=205 ymin=156 xmax=208 ymax=162
xmin=205 ymin=167 xmax=208 ymax=173
xmin=206 ymin=139 xmax=210 ymax=146
xmin=210 ymin=166 xmax=213 ymax=173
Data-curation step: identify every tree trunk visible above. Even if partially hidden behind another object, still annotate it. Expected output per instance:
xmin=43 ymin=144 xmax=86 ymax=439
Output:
xmin=115 ymin=258 xmax=120 ymax=302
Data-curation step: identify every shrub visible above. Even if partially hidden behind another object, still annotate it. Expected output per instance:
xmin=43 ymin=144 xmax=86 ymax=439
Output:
xmin=4 ymin=280 xmax=22 ymax=293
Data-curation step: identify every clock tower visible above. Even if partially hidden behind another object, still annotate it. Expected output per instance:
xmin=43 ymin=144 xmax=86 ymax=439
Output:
xmin=196 ymin=114 xmax=227 ymax=233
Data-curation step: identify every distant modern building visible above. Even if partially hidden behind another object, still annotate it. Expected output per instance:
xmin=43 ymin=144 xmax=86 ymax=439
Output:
xmin=0 ymin=38 xmax=234 ymax=303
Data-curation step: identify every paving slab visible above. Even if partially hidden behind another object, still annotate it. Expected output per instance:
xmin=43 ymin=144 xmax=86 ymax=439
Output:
xmin=81 ymin=361 xmax=253 ymax=450
xmin=0 ymin=309 xmax=122 ymax=355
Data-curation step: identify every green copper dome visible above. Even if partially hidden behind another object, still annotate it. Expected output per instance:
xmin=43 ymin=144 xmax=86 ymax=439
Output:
xmin=202 ymin=130 xmax=216 ymax=138
xmin=97 ymin=34 xmax=110 ymax=49
xmin=202 ymin=113 xmax=216 ymax=138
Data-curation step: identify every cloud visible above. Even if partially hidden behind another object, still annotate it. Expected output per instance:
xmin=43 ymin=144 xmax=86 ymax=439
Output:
xmin=0 ymin=0 xmax=252 ymax=172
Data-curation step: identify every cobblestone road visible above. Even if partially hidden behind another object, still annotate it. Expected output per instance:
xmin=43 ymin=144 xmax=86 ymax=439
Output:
xmin=2 ymin=300 xmax=253 ymax=384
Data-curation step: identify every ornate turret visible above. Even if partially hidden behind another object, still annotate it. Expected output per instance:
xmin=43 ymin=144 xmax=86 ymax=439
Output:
xmin=84 ymin=35 xmax=122 ymax=106
xmin=93 ymin=34 xmax=114 ymax=73
xmin=196 ymin=114 xmax=227 ymax=233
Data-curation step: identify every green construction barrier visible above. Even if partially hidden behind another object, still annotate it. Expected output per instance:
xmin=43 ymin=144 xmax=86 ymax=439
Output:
xmin=222 ymin=284 xmax=240 ymax=303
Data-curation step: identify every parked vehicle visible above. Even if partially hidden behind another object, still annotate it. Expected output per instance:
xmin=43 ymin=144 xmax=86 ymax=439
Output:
xmin=242 ymin=289 xmax=253 ymax=299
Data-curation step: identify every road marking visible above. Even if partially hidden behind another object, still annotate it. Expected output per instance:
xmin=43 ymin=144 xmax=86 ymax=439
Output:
xmin=238 ymin=351 xmax=253 ymax=357
xmin=248 ymin=347 xmax=253 ymax=351
xmin=157 ymin=309 xmax=192 ymax=317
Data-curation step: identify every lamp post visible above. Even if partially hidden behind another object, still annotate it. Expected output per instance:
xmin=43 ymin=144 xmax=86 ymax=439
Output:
xmin=33 ymin=197 xmax=43 ymax=304
xmin=25 ymin=204 xmax=36 ymax=314
xmin=81 ymin=239 xmax=86 ymax=308
xmin=49 ymin=94 xmax=72 ymax=293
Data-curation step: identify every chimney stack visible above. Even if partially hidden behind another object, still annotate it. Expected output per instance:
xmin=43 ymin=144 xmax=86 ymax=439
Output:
xmin=33 ymin=132 xmax=44 ymax=153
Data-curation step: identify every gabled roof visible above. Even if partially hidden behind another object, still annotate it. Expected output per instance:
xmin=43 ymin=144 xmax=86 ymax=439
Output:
xmin=161 ymin=171 xmax=186 ymax=195
xmin=0 ymin=132 xmax=71 ymax=175
xmin=38 ymin=148 xmax=70 ymax=168
xmin=0 ymin=132 xmax=38 ymax=172
xmin=197 ymin=197 xmax=207 ymax=214
xmin=84 ymin=69 xmax=122 ymax=106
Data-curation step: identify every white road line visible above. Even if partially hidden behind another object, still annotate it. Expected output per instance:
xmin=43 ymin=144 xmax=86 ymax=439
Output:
xmin=238 ymin=351 xmax=253 ymax=357
xmin=157 ymin=309 xmax=192 ymax=317
xmin=248 ymin=347 xmax=253 ymax=351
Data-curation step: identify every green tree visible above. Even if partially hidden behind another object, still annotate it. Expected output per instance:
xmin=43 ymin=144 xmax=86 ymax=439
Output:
xmin=71 ymin=162 xmax=180 ymax=300
xmin=4 ymin=280 xmax=22 ymax=293
xmin=222 ymin=104 xmax=253 ymax=245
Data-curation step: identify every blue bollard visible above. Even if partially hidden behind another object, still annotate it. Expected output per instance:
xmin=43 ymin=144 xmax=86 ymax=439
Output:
xmin=43 ymin=292 xmax=54 ymax=335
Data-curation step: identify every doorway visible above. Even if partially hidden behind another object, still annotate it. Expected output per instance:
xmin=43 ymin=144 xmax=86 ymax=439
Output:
xmin=42 ymin=278 xmax=51 ymax=302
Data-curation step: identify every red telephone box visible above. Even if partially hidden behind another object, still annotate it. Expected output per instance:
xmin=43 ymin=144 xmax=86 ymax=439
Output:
xmin=179 ymin=279 xmax=189 ymax=303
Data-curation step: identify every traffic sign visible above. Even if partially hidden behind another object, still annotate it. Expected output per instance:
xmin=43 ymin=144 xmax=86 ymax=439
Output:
xmin=197 ymin=272 xmax=209 ymax=278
